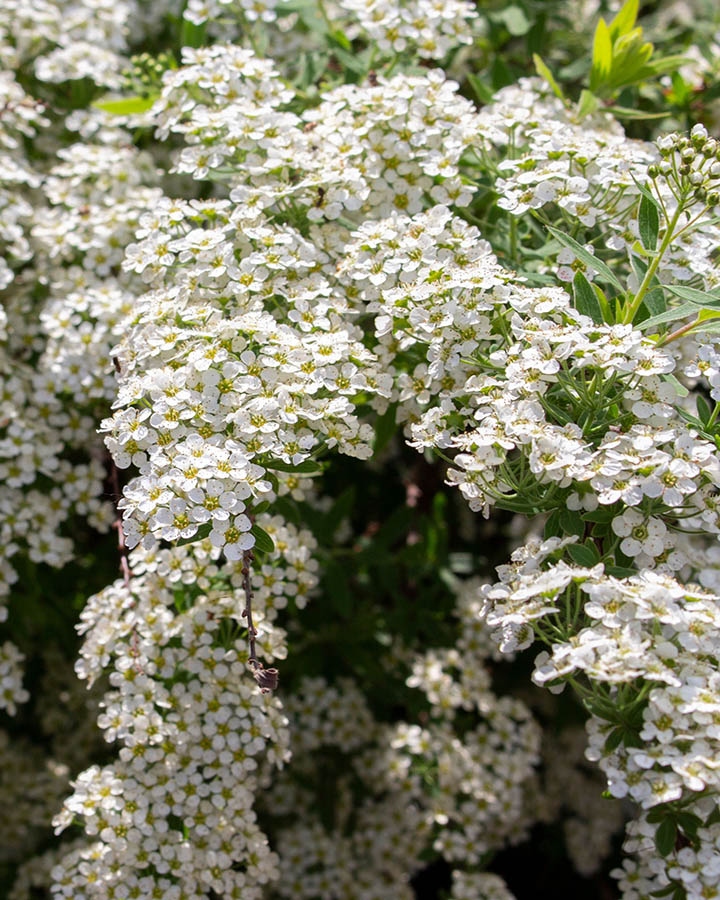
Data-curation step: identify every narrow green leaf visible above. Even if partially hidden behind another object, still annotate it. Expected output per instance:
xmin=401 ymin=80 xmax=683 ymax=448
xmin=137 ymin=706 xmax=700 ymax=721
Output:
xmin=251 ymin=524 xmax=276 ymax=554
xmin=546 ymin=225 xmax=623 ymax=291
xmin=606 ymin=105 xmax=668 ymax=120
xmin=576 ymin=89 xmax=599 ymax=120
xmin=533 ymin=54 xmax=564 ymax=100
xmin=467 ymin=73 xmax=495 ymax=105
xmin=573 ymin=271 xmax=604 ymax=323
xmin=328 ymin=29 xmax=351 ymax=50
xmin=590 ymin=18 xmax=613 ymax=92
xmin=605 ymin=565 xmax=637 ymax=577
xmin=643 ymin=287 xmax=666 ymax=316
xmin=263 ymin=458 xmax=323 ymax=474
xmin=180 ymin=18 xmax=206 ymax=48
xmin=663 ymin=374 xmax=689 ymax=398
xmin=631 ymin=175 xmax=663 ymax=214
xmin=93 ymin=95 xmax=157 ymax=115
xmin=649 ymin=886 xmax=680 ymax=899
xmin=638 ymin=193 xmax=659 ymax=252
xmin=593 ymin=283 xmax=613 ymax=322
xmin=655 ymin=818 xmax=678 ymax=857
xmin=608 ymin=0 xmax=638 ymax=41
xmin=638 ymin=301 xmax=696 ymax=331
xmin=696 ymin=394 xmax=712 ymax=425
xmin=330 ymin=43 xmax=367 ymax=74
xmin=666 ymin=284 xmax=720 ymax=309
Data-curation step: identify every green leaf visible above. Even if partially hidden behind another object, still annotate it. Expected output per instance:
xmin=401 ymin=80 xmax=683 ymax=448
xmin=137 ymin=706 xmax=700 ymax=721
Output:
xmin=567 ymin=542 xmax=600 ymax=567
xmin=177 ymin=522 xmax=212 ymax=547
xmin=533 ymin=54 xmax=564 ymax=100
xmin=327 ymin=29 xmax=351 ymax=50
xmin=696 ymin=394 xmax=712 ymax=426
xmin=559 ymin=507 xmax=584 ymax=537
xmin=593 ymin=283 xmax=613 ymax=322
xmin=705 ymin=807 xmax=720 ymax=828
xmin=330 ymin=43 xmax=367 ymax=74
xmin=603 ymin=727 xmax=624 ymax=752
xmin=639 ymin=302 xmax=697 ymax=332
xmin=638 ymin=193 xmax=659 ymax=252
xmin=251 ymin=524 xmax=275 ymax=554
xmin=631 ymin=176 xmax=663 ymax=217
xmin=498 ymin=5 xmax=531 ymax=36
xmin=605 ymin=565 xmax=637 ymax=577
xmin=180 ymin=18 xmax=206 ymax=48
xmin=676 ymin=812 xmax=701 ymax=838
xmin=649 ymin=886 xmax=680 ymax=899
xmin=582 ymin=507 xmax=616 ymax=524
xmin=93 ymin=95 xmax=157 ymax=115
xmin=546 ymin=225 xmax=623 ymax=291
xmin=576 ymin=89 xmax=599 ymax=120
xmin=608 ymin=0 xmax=638 ymax=41
xmin=263 ymin=458 xmax=323 ymax=474
xmin=655 ymin=817 xmax=678 ymax=857
xmin=544 ymin=509 xmax=563 ymax=538
xmin=573 ymin=271 xmax=604 ymax=323
xmin=590 ymin=18 xmax=613 ymax=93
xmin=643 ymin=287 xmax=665 ymax=317
xmin=663 ymin=374 xmax=689 ymax=398
xmin=467 ymin=73 xmax=495 ymax=105
xmin=666 ymin=284 xmax=720 ymax=309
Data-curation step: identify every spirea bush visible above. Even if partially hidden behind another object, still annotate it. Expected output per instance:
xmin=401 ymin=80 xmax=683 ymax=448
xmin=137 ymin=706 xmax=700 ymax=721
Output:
xmin=3 ymin=0 xmax=720 ymax=898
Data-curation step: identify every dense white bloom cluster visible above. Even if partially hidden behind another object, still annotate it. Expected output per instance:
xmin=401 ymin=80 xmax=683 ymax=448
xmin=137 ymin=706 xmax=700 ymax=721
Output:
xmin=338 ymin=0 xmax=477 ymax=59
xmin=53 ymin=520 xmax=316 ymax=898
xmin=0 ymin=0 xmax=153 ymax=86
xmin=4 ymin=1 xmax=720 ymax=896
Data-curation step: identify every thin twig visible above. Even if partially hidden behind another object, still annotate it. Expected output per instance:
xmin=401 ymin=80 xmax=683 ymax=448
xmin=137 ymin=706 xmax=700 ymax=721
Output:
xmin=242 ymin=548 xmax=279 ymax=693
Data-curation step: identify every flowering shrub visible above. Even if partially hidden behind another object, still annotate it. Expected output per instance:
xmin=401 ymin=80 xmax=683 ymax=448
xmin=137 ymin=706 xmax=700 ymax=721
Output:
xmin=4 ymin=0 xmax=720 ymax=898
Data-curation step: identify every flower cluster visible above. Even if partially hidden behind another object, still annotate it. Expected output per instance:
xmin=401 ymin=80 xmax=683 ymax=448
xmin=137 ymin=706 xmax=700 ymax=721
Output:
xmin=54 ymin=519 xmax=317 ymax=898
xmin=4 ymin=2 xmax=720 ymax=898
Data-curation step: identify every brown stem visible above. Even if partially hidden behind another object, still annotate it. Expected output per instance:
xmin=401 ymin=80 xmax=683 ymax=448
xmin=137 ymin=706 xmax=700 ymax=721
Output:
xmin=242 ymin=548 xmax=279 ymax=693
xmin=657 ymin=314 xmax=701 ymax=347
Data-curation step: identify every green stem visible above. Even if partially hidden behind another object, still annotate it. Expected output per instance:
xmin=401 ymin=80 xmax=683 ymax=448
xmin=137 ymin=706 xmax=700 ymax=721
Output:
xmin=316 ymin=0 xmax=333 ymax=31
xmin=622 ymin=202 xmax=686 ymax=325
